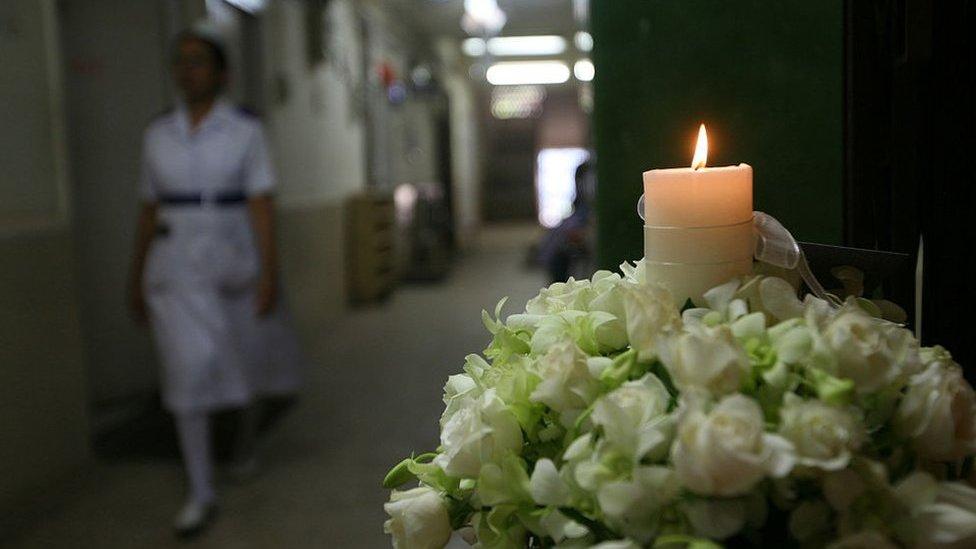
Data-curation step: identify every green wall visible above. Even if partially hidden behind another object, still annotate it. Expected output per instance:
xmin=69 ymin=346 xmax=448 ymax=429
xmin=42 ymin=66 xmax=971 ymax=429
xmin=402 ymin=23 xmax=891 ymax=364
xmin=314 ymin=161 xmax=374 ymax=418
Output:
xmin=592 ymin=0 xmax=844 ymax=269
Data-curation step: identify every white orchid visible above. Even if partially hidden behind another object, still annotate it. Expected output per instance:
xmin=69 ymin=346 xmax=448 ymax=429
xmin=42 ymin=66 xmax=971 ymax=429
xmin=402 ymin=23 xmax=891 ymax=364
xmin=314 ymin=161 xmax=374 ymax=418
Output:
xmin=526 ymin=277 xmax=594 ymax=315
xmin=440 ymin=372 xmax=479 ymax=427
xmin=895 ymin=472 xmax=976 ymax=548
xmin=619 ymin=279 xmax=680 ymax=361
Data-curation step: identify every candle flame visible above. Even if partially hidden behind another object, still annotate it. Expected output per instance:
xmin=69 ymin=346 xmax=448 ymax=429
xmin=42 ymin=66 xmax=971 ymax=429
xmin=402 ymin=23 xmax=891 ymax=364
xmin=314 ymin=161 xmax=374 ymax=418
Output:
xmin=691 ymin=124 xmax=708 ymax=170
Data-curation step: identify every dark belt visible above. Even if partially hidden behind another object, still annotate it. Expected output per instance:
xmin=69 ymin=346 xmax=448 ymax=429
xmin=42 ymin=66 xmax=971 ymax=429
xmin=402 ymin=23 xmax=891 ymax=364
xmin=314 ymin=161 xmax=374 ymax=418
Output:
xmin=158 ymin=191 xmax=248 ymax=206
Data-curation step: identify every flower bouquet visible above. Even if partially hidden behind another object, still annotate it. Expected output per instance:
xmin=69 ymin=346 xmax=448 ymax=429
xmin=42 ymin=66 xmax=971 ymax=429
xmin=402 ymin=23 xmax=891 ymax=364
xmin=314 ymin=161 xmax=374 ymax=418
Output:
xmin=382 ymin=260 xmax=976 ymax=549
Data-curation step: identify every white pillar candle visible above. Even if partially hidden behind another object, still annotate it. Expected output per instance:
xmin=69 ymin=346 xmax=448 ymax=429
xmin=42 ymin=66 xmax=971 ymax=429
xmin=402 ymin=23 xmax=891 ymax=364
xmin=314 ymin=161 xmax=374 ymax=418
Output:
xmin=642 ymin=125 xmax=754 ymax=306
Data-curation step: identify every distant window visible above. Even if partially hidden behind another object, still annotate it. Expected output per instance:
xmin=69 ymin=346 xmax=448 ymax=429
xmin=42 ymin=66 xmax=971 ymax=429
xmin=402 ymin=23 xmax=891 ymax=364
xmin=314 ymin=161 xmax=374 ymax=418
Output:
xmin=536 ymin=148 xmax=589 ymax=228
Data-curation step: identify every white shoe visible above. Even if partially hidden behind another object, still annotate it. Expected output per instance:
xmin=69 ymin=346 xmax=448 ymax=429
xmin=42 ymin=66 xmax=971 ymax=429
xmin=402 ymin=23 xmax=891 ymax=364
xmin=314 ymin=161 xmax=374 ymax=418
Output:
xmin=173 ymin=497 xmax=216 ymax=539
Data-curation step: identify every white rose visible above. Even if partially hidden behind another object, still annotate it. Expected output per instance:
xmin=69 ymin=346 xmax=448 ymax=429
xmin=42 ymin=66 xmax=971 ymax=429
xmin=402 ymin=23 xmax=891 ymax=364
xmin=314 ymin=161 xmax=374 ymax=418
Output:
xmin=596 ymin=466 xmax=680 ymax=543
xmin=895 ymin=357 xmax=976 ymax=462
xmin=778 ymin=394 xmax=864 ymax=471
xmin=591 ymin=374 xmax=673 ymax=462
xmin=620 ymin=280 xmax=680 ymax=361
xmin=383 ymin=486 xmax=452 ymax=549
xmin=530 ymin=342 xmax=601 ymax=416
xmin=526 ymin=278 xmax=593 ymax=315
xmin=822 ymin=310 xmax=921 ymax=393
xmin=661 ymin=325 xmax=750 ymax=396
xmin=672 ymin=394 xmax=795 ymax=496
xmin=434 ymin=388 xmax=523 ymax=478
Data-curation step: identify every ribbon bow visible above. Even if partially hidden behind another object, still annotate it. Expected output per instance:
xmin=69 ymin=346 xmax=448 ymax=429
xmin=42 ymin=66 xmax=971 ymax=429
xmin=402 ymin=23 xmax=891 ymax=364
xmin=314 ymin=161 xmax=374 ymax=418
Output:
xmin=636 ymin=195 xmax=841 ymax=307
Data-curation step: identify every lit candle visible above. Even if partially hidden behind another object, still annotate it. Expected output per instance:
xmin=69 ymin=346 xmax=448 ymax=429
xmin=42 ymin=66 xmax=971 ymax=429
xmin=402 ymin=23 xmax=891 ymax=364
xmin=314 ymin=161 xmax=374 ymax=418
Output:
xmin=642 ymin=125 xmax=754 ymax=306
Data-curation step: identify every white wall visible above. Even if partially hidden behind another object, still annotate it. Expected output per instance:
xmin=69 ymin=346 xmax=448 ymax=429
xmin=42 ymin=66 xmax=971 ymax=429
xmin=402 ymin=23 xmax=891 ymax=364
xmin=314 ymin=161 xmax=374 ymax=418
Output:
xmin=265 ymin=0 xmax=367 ymax=206
xmin=59 ymin=0 xmax=173 ymax=407
xmin=0 ymin=0 xmax=69 ymax=228
xmin=0 ymin=0 xmax=90 ymax=531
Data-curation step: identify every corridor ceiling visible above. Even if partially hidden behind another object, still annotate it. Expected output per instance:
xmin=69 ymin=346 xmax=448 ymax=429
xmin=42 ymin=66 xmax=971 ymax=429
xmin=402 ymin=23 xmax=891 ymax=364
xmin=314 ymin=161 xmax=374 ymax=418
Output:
xmin=400 ymin=0 xmax=581 ymax=39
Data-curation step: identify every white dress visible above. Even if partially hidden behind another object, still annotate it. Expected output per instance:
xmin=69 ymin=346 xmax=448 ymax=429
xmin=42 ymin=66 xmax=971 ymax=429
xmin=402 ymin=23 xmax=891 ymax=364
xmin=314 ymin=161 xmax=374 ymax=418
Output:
xmin=141 ymin=99 xmax=303 ymax=414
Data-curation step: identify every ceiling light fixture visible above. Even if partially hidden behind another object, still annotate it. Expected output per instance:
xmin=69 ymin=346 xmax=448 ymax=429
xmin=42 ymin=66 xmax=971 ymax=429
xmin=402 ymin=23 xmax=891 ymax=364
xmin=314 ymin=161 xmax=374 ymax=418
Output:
xmin=463 ymin=36 xmax=568 ymax=58
xmin=574 ymin=59 xmax=594 ymax=82
xmin=462 ymin=0 xmax=506 ymax=36
xmin=486 ymin=35 xmax=566 ymax=56
xmin=462 ymin=38 xmax=488 ymax=57
xmin=486 ymin=61 xmax=571 ymax=86
xmin=574 ymin=31 xmax=593 ymax=52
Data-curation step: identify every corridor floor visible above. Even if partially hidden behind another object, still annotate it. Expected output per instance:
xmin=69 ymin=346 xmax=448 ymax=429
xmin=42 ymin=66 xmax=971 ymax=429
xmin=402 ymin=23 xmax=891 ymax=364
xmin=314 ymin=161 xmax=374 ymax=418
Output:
xmin=7 ymin=224 xmax=547 ymax=549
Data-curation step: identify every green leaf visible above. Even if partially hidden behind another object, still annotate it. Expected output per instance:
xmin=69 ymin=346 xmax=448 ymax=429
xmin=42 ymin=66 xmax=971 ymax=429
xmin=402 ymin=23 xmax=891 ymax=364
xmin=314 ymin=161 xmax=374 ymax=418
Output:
xmin=406 ymin=456 xmax=460 ymax=495
xmin=805 ymin=367 xmax=854 ymax=406
xmin=382 ymin=457 xmax=417 ymax=489
xmin=599 ymin=348 xmax=638 ymax=391
xmin=446 ymin=496 xmax=474 ymax=530
xmin=382 ymin=452 xmax=440 ymax=489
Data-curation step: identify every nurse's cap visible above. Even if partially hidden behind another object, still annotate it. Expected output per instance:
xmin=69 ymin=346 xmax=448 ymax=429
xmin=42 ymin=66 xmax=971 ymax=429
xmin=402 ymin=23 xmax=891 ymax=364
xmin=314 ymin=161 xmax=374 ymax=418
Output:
xmin=188 ymin=19 xmax=228 ymax=50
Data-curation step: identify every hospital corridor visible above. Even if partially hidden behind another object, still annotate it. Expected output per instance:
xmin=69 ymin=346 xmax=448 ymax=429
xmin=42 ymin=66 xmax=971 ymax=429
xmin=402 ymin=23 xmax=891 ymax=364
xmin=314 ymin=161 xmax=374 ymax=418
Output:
xmin=8 ymin=0 xmax=964 ymax=547
xmin=7 ymin=225 xmax=545 ymax=548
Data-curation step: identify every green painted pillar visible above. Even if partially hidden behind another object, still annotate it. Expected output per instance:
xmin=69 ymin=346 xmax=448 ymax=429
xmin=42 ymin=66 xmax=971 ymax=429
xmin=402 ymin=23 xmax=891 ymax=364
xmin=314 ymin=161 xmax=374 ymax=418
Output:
xmin=592 ymin=0 xmax=844 ymax=269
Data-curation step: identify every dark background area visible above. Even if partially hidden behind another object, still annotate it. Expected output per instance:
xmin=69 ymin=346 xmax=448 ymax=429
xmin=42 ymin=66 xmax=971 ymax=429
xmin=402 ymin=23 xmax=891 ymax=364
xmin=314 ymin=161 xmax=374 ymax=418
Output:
xmin=591 ymin=0 xmax=844 ymax=268
xmin=846 ymin=0 xmax=975 ymax=374
xmin=592 ymin=0 xmax=975 ymax=375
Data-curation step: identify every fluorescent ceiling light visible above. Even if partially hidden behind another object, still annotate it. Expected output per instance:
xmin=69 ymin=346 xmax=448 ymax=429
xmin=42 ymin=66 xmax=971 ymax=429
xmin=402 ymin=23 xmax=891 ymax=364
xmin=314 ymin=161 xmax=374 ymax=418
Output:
xmin=462 ymin=38 xmax=487 ymax=57
xmin=463 ymin=36 xmax=568 ymax=58
xmin=462 ymin=0 xmax=506 ymax=35
xmin=574 ymin=31 xmax=593 ymax=52
xmin=486 ymin=35 xmax=566 ymax=56
xmin=486 ymin=61 xmax=570 ymax=86
xmin=574 ymin=59 xmax=594 ymax=82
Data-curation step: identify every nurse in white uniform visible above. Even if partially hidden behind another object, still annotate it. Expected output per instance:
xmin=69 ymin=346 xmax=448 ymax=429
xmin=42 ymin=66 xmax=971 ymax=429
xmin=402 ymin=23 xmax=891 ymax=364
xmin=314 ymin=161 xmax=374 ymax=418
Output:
xmin=128 ymin=30 xmax=302 ymax=537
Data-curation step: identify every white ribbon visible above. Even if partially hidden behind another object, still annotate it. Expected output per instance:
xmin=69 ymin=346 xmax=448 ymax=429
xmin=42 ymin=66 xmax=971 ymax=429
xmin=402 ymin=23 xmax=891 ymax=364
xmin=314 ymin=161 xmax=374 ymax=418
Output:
xmin=637 ymin=195 xmax=841 ymax=307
